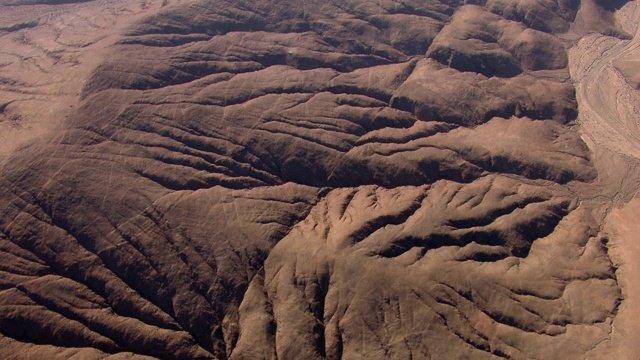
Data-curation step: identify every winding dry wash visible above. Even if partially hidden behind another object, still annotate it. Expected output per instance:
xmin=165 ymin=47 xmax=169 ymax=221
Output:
xmin=571 ymin=1 xmax=640 ymax=159
xmin=0 ymin=0 xmax=638 ymax=359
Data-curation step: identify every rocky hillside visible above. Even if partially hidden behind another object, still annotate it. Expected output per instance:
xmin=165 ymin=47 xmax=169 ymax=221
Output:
xmin=0 ymin=0 xmax=638 ymax=358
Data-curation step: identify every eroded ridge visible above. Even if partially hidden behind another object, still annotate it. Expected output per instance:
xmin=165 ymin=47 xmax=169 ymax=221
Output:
xmin=255 ymin=176 xmax=618 ymax=359
xmin=71 ymin=0 xmax=596 ymax=191
xmin=0 ymin=0 xmax=631 ymax=359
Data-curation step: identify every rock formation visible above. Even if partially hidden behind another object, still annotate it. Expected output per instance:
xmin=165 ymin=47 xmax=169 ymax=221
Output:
xmin=0 ymin=0 xmax=639 ymax=358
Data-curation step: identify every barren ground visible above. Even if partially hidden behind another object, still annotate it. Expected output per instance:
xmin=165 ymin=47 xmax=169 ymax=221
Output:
xmin=0 ymin=0 xmax=638 ymax=359
xmin=569 ymin=1 xmax=640 ymax=357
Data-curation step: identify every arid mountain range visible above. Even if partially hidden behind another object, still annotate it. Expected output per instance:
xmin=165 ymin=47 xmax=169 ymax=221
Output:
xmin=0 ymin=0 xmax=639 ymax=359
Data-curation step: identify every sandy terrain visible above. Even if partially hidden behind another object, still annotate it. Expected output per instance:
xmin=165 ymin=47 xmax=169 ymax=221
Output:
xmin=587 ymin=198 xmax=640 ymax=359
xmin=570 ymin=1 xmax=640 ymax=357
xmin=0 ymin=0 xmax=176 ymax=162
xmin=570 ymin=0 xmax=640 ymax=160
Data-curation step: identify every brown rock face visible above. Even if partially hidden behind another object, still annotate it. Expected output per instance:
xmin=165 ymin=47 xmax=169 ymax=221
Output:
xmin=0 ymin=0 xmax=637 ymax=359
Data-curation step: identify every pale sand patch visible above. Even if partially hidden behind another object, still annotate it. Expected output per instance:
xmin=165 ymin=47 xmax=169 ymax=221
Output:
xmin=569 ymin=0 xmax=640 ymax=160
xmin=614 ymin=59 xmax=640 ymax=90
xmin=0 ymin=0 xmax=181 ymax=165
